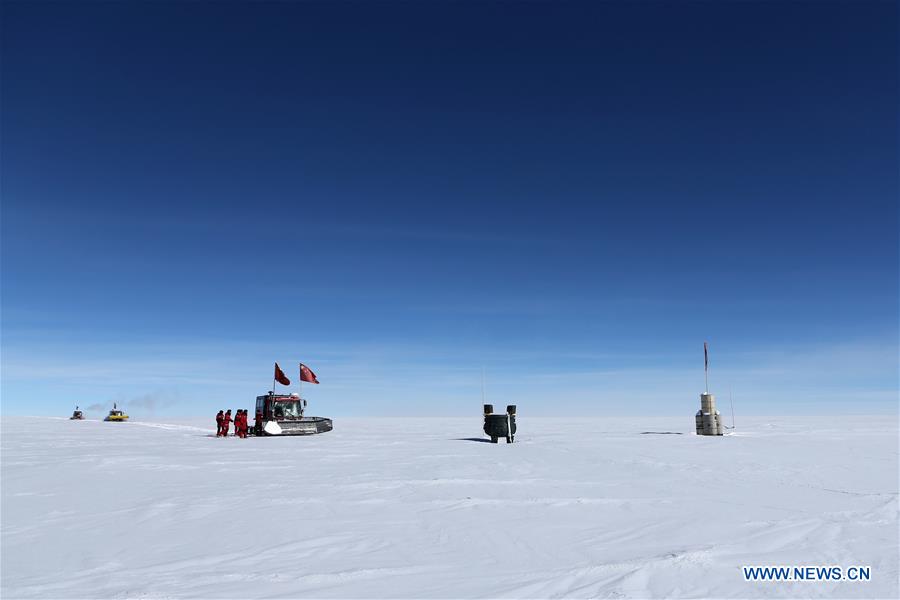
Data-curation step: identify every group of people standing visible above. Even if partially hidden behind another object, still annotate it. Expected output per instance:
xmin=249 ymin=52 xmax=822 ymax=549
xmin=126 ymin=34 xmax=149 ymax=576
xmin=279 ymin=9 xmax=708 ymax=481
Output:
xmin=215 ymin=409 xmax=251 ymax=438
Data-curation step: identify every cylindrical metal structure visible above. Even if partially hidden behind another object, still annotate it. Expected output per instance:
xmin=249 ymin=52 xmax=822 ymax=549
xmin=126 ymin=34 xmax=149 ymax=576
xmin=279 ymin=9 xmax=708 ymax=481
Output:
xmin=483 ymin=413 xmax=516 ymax=442
xmin=696 ymin=393 xmax=724 ymax=436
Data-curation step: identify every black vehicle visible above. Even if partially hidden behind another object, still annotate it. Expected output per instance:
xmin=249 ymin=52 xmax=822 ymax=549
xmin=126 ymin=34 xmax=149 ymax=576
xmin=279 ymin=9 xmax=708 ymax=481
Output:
xmin=483 ymin=404 xmax=516 ymax=443
xmin=70 ymin=407 xmax=84 ymax=420
xmin=253 ymin=392 xmax=332 ymax=436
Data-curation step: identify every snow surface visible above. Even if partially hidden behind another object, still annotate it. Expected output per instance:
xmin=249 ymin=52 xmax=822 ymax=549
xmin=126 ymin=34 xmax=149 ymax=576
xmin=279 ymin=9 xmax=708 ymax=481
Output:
xmin=1 ymin=415 xmax=897 ymax=599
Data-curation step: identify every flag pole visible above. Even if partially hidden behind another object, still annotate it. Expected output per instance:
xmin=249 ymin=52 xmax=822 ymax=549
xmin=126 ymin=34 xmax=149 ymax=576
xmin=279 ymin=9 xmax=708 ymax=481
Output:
xmin=730 ymin=387 xmax=735 ymax=430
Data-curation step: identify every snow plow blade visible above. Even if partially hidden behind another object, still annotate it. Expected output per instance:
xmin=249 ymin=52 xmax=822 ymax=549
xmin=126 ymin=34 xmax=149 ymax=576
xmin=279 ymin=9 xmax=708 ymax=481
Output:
xmin=259 ymin=417 xmax=333 ymax=436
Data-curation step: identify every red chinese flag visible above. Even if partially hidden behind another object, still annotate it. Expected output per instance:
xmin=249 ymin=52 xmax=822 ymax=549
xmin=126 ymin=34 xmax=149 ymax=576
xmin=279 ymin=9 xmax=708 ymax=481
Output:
xmin=299 ymin=363 xmax=320 ymax=384
xmin=274 ymin=362 xmax=291 ymax=386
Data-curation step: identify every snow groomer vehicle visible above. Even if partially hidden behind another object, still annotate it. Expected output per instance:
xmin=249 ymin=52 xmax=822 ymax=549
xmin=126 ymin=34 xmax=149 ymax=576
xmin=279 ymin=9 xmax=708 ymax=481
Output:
xmin=483 ymin=404 xmax=516 ymax=443
xmin=104 ymin=403 xmax=129 ymax=422
xmin=254 ymin=392 xmax=333 ymax=436
xmin=70 ymin=406 xmax=84 ymax=420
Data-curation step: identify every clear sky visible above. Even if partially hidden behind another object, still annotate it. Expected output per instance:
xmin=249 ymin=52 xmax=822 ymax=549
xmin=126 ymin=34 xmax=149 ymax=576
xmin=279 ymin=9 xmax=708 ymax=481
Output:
xmin=2 ymin=1 xmax=897 ymax=418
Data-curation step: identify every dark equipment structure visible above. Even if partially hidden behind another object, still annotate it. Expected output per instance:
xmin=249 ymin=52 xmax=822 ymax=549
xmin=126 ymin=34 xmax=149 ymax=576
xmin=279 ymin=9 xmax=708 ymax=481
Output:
xmin=70 ymin=407 xmax=84 ymax=420
xmin=483 ymin=404 xmax=516 ymax=443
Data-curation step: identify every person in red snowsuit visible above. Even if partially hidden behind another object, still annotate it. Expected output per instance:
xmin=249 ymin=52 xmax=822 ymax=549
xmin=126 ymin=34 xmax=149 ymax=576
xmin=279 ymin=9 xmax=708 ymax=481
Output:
xmin=236 ymin=410 xmax=246 ymax=438
xmin=222 ymin=409 xmax=232 ymax=436
xmin=215 ymin=410 xmax=224 ymax=437
xmin=241 ymin=409 xmax=249 ymax=437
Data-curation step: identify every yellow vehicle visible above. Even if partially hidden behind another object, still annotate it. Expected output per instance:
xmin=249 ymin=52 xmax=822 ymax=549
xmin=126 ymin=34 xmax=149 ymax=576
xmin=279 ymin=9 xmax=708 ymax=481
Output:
xmin=104 ymin=403 xmax=129 ymax=422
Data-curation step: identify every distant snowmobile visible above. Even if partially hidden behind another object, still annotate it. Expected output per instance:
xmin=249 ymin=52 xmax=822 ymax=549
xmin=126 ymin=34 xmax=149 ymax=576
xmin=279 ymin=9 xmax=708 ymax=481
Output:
xmin=104 ymin=403 xmax=129 ymax=422
xmin=70 ymin=407 xmax=84 ymax=420
xmin=253 ymin=392 xmax=332 ymax=436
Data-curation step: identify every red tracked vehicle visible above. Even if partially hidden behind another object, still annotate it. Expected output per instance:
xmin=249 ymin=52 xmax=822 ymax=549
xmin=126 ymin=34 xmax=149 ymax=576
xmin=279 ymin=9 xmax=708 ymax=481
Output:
xmin=253 ymin=392 xmax=332 ymax=436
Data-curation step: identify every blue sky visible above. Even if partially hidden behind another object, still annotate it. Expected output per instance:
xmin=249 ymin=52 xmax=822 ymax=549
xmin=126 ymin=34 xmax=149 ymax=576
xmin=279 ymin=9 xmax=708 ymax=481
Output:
xmin=2 ymin=1 xmax=897 ymax=417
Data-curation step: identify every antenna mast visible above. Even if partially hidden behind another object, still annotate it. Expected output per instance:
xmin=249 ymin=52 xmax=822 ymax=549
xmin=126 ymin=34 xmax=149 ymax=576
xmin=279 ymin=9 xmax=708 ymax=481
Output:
xmin=730 ymin=388 xmax=736 ymax=430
